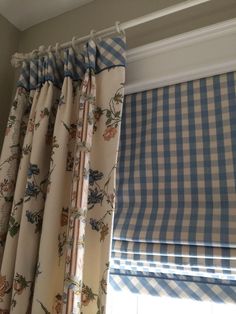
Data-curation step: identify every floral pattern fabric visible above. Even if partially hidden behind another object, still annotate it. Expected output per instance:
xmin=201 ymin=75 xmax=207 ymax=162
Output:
xmin=0 ymin=37 xmax=126 ymax=313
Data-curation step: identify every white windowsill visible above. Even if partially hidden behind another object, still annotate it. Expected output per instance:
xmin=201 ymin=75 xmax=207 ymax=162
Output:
xmin=107 ymin=290 xmax=236 ymax=314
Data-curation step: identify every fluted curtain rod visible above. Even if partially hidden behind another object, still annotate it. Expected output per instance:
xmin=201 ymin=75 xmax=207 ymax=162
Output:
xmin=11 ymin=0 xmax=211 ymax=67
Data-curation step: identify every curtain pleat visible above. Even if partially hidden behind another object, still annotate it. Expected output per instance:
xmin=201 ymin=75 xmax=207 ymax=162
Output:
xmin=0 ymin=36 xmax=126 ymax=314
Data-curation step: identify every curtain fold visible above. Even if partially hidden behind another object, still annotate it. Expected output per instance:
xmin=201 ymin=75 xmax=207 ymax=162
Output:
xmin=0 ymin=36 xmax=126 ymax=314
xmin=110 ymin=72 xmax=236 ymax=303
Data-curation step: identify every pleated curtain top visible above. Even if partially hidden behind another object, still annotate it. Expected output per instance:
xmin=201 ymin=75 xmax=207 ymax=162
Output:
xmin=17 ymin=37 xmax=126 ymax=91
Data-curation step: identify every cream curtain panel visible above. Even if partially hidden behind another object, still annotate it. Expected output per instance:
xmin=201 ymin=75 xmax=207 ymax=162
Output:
xmin=0 ymin=36 xmax=126 ymax=314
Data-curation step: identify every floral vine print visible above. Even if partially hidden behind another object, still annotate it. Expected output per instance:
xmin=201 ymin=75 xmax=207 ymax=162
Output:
xmin=93 ymin=86 xmax=123 ymax=140
xmin=0 ymin=274 xmax=11 ymax=302
xmin=62 ymin=121 xmax=78 ymax=172
xmin=37 ymin=300 xmax=51 ymax=314
xmin=81 ymin=263 xmax=109 ymax=314
xmin=0 ymin=88 xmax=32 ymax=251
xmin=8 ymin=199 xmax=23 ymax=237
xmin=0 ymin=179 xmax=15 ymax=204
xmin=11 ymin=273 xmax=32 ymax=309
xmin=88 ymin=167 xmax=116 ymax=242
xmin=5 ymin=88 xmax=32 ymax=139
xmin=37 ymin=293 xmax=63 ymax=314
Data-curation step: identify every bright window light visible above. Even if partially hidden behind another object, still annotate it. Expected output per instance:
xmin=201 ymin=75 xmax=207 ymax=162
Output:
xmin=107 ymin=290 xmax=236 ymax=314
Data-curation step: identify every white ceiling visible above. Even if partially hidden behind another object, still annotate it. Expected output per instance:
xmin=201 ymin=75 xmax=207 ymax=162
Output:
xmin=0 ymin=0 xmax=94 ymax=31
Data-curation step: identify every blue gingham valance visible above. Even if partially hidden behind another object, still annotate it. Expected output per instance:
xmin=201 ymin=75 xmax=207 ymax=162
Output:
xmin=110 ymin=71 xmax=236 ymax=302
xmin=17 ymin=36 xmax=126 ymax=90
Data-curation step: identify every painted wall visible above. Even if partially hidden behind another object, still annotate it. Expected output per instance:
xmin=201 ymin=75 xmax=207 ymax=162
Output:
xmin=0 ymin=14 xmax=20 ymax=148
xmin=19 ymin=0 xmax=236 ymax=52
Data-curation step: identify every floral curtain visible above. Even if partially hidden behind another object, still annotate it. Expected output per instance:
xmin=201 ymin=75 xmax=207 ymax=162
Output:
xmin=0 ymin=36 xmax=126 ymax=313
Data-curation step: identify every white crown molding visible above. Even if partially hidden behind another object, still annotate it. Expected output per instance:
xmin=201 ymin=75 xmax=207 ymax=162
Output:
xmin=126 ymin=60 xmax=236 ymax=95
xmin=127 ymin=18 xmax=236 ymax=63
xmin=125 ymin=18 xmax=236 ymax=94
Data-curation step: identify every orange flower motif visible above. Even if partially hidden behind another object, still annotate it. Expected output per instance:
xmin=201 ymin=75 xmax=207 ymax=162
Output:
xmin=61 ymin=214 xmax=68 ymax=227
xmin=103 ymin=127 xmax=117 ymax=141
xmin=100 ymin=224 xmax=109 ymax=241
xmin=81 ymin=292 xmax=90 ymax=307
xmin=94 ymin=107 xmax=103 ymax=121
xmin=28 ymin=120 xmax=34 ymax=132
xmin=14 ymin=281 xmax=23 ymax=295
xmin=1 ymin=180 xmax=13 ymax=192
xmin=0 ymin=274 xmax=10 ymax=299
xmin=61 ymin=208 xmax=68 ymax=227
xmin=52 ymin=294 xmax=62 ymax=314
xmin=69 ymin=125 xmax=77 ymax=139
xmin=81 ymin=285 xmax=96 ymax=307
xmin=13 ymin=273 xmax=30 ymax=295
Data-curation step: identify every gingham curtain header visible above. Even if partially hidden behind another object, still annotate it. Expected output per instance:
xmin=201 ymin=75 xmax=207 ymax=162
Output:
xmin=110 ymin=71 xmax=236 ymax=302
xmin=17 ymin=36 xmax=126 ymax=90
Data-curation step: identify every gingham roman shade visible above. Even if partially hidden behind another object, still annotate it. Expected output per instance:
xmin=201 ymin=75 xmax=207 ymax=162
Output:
xmin=110 ymin=72 xmax=236 ymax=302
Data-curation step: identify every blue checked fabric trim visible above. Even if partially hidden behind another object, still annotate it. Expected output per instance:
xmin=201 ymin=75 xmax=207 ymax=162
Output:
xmin=110 ymin=71 xmax=236 ymax=302
xmin=109 ymin=272 xmax=236 ymax=303
xmin=17 ymin=36 xmax=126 ymax=90
xmin=111 ymin=241 xmax=236 ymax=279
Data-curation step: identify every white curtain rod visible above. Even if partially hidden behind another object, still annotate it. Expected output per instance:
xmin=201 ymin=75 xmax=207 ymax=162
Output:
xmin=11 ymin=0 xmax=211 ymax=67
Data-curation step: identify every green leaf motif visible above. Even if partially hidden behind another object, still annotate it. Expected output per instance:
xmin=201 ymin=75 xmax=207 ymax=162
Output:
xmin=11 ymin=299 xmax=16 ymax=309
xmin=96 ymin=297 xmax=105 ymax=314
xmin=22 ymin=144 xmax=32 ymax=156
xmin=115 ymin=111 xmax=120 ymax=117
xmin=4 ymin=195 xmax=13 ymax=202
xmin=43 ymin=108 xmax=50 ymax=116
xmin=58 ymin=232 xmax=67 ymax=261
xmin=12 ymin=100 xmax=18 ymax=110
xmin=113 ymin=92 xmax=123 ymax=104
xmin=37 ymin=300 xmax=50 ymax=314
xmin=106 ymin=111 xmax=111 ymax=118
xmin=106 ymin=118 xmax=112 ymax=125
xmin=35 ymin=262 xmax=42 ymax=278
xmin=62 ymin=122 xmax=70 ymax=132
xmin=97 ymin=296 xmax=100 ymax=308
xmin=8 ymin=216 xmax=20 ymax=237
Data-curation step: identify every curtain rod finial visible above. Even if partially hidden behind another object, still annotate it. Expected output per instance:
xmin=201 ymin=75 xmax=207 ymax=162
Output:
xmin=11 ymin=53 xmax=24 ymax=68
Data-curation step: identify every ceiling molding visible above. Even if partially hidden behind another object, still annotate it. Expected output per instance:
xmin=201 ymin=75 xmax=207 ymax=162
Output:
xmin=125 ymin=18 xmax=236 ymax=94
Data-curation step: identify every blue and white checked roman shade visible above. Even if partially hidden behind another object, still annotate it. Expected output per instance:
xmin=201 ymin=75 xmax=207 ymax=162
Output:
xmin=110 ymin=72 xmax=236 ymax=302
